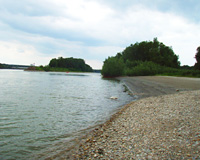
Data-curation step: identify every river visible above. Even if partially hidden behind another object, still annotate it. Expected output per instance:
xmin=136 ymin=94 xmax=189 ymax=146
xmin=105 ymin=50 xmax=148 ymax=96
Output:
xmin=0 ymin=70 xmax=133 ymax=159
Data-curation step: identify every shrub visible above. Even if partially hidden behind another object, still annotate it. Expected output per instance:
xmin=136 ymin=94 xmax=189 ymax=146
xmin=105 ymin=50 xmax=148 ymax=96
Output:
xmin=101 ymin=57 xmax=124 ymax=77
xmin=124 ymin=61 xmax=162 ymax=76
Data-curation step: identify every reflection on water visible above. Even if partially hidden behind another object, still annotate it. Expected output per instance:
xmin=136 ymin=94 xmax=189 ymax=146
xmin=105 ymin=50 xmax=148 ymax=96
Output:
xmin=49 ymin=72 xmax=88 ymax=76
xmin=0 ymin=70 xmax=133 ymax=160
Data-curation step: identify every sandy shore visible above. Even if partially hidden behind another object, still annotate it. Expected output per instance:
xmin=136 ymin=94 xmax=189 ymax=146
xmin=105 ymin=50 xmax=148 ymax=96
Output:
xmin=118 ymin=76 xmax=200 ymax=99
xmin=62 ymin=76 xmax=200 ymax=159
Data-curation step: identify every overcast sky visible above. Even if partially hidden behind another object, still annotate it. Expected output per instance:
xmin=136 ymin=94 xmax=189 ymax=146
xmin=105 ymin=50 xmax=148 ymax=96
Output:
xmin=0 ymin=0 xmax=200 ymax=69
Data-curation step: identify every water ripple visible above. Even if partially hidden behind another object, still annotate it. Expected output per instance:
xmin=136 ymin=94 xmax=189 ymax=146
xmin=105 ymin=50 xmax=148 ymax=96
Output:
xmin=0 ymin=71 xmax=133 ymax=160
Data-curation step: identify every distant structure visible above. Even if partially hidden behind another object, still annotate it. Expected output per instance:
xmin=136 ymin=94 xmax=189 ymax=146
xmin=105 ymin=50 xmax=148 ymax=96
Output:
xmin=0 ymin=64 xmax=30 ymax=69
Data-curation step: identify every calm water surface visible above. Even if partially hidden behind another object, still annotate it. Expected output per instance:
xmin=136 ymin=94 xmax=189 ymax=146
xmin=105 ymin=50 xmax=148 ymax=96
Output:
xmin=0 ymin=70 xmax=133 ymax=159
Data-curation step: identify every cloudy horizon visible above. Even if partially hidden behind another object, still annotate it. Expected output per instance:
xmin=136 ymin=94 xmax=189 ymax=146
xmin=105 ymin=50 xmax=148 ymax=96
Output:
xmin=0 ymin=0 xmax=200 ymax=69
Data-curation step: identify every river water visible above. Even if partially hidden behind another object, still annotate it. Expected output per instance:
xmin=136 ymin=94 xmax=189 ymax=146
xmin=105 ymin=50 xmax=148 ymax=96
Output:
xmin=0 ymin=70 xmax=133 ymax=159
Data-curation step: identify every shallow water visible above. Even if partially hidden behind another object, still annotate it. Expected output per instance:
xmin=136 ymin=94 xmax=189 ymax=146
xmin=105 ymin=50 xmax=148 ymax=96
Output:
xmin=0 ymin=70 xmax=133 ymax=159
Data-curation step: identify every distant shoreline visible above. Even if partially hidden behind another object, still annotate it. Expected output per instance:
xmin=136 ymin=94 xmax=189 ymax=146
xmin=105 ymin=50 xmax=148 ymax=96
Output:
xmin=24 ymin=66 xmax=101 ymax=73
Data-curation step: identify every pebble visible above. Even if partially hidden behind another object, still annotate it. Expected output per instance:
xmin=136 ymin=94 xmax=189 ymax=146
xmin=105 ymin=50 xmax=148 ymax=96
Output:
xmin=69 ymin=90 xmax=200 ymax=159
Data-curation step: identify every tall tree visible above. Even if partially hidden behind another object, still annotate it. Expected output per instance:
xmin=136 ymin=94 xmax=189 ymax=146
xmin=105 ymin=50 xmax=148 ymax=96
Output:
xmin=121 ymin=38 xmax=180 ymax=68
xmin=194 ymin=46 xmax=200 ymax=70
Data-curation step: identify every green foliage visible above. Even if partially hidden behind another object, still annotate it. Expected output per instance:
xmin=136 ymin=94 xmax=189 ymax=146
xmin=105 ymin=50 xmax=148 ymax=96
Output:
xmin=124 ymin=61 xmax=200 ymax=77
xmin=180 ymin=65 xmax=194 ymax=70
xmin=194 ymin=46 xmax=200 ymax=70
xmin=101 ymin=57 xmax=124 ymax=77
xmin=122 ymin=38 xmax=180 ymax=68
xmin=49 ymin=57 xmax=93 ymax=72
xmin=101 ymin=38 xmax=200 ymax=77
xmin=1 ymin=64 xmax=30 ymax=69
xmin=35 ymin=65 xmax=44 ymax=71
xmin=125 ymin=60 xmax=143 ymax=68
xmin=161 ymin=68 xmax=200 ymax=77
xmin=124 ymin=61 xmax=162 ymax=76
xmin=43 ymin=66 xmax=50 ymax=72
xmin=0 ymin=63 xmax=10 ymax=69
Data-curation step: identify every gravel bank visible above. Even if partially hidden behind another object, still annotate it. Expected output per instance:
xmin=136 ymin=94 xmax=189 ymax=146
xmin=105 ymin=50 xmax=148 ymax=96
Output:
xmin=51 ymin=76 xmax=200 ymax=159
xmin=70 ymin=90 xmax=200 ymax=159
xmin=118 ymin=76 xmax=200 ymax=99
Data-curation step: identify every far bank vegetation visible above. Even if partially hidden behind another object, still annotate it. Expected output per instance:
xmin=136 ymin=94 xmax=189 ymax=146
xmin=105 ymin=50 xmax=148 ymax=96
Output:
xmin=26 ymin=57 xmax=93 ymax=72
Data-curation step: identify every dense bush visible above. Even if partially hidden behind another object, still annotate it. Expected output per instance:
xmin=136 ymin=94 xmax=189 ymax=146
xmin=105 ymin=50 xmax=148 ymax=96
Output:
xmin=122 ymin=38 xmax=180 ymax=68
xmin=124 ymin=61 xmax=162 ymax=76
xmin=101 ymin=57 xmax=124 ymax=77
xmin=101 ymin=38 xmax=182 ymax=77
xmin=0 ymin=63 xmax=3 ymax=68
xmin=123 ymin=61 xmax=200 ymax=77
xmin=101 ymin=38 xmax=200 ymax=77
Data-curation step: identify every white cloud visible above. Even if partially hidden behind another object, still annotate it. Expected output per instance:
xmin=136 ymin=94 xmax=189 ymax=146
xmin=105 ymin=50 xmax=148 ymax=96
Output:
xmin=0 ymin=0 xmax=200 ymax=68
xmin=158 ymin=17 xmax=200 ymax=66
xmin=0 ymin=41 xmax=50 ymax=65
xmin=85 ymin=59 xmax=103 ymax=69
xmin=87 ymin=46 xmax=123 ymax=57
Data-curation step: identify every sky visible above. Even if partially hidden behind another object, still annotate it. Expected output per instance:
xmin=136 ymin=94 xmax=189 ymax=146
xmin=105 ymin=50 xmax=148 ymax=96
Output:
xmin=0 ymin=0 xmax=200 ymax=69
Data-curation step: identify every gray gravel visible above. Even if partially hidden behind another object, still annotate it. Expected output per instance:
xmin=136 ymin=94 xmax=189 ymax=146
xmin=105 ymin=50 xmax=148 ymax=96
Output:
xmin=70 ymin=90 xmax=200 ymax=159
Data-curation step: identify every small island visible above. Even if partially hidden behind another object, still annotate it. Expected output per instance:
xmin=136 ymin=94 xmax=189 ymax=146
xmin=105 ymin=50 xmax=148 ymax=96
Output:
xmin=25 ymin=57 xmax=93 ymax=72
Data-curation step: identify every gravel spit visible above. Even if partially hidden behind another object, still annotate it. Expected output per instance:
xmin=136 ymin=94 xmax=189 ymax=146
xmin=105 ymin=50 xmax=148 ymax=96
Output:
xmin=69 ymin=90 xmax=200 ymax=159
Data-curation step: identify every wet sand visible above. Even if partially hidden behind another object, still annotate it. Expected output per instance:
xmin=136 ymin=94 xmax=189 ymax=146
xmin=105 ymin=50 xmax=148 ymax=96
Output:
xmin=54 ymin=76 xmax=200 ymax=159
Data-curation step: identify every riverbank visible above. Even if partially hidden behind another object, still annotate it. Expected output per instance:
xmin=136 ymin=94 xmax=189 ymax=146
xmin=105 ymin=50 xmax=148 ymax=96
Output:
xmin=66 ymin=76 xmax=200 ymax=159
xmin=118 ymin=76 xmax=200 ymax=99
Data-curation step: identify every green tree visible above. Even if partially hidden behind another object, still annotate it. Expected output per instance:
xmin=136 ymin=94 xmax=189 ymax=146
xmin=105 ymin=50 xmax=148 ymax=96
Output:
xmin=101 ymin=57 xmax=124 ymax=77
xmin=121 ymin=38 xmax=180 ymax=68
xmin=48 ymin=57 xmax=93 ymax=72
xmin=194 ymin=46 xmax=200 ymax=70
xmin=49 ymin=58 xmax=58 ymax=67
xmin=101 ymin=38 xmax=181 ymax=77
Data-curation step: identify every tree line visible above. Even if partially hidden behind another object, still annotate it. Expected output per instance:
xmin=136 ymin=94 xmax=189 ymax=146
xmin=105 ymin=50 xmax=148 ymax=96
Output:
xmin=48 ymin=57 xmax=93 ymax=72
xmin=35 ymin=57 xmax=93 ymax=72
xmin=0 ymin=63 xmax=30 ymax=69
xmin=101 ymin=38 xmax=200 ymax=77
xmin=1 ymin=57 xmax=93 ymax=72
